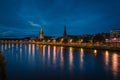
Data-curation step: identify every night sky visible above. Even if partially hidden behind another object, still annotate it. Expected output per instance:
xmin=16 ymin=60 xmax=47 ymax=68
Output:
xmin=0 ymin=0 xmax=120 ymax=38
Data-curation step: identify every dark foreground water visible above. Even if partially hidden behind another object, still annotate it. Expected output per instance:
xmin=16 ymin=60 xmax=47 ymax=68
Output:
xmin=0 ymin=43 xmax=120 ymax=80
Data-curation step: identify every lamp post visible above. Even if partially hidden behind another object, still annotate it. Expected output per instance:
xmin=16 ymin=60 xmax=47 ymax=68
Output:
xmin=69 ymin=39 xmax=72 ymax=44
xmin=60 ymin=38 xmax=64 ymax=44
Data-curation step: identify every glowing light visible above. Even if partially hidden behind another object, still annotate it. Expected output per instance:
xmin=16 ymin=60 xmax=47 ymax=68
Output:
xmin=60 ymin=38 xmax=64 ymax=43
xmin=47 ymin=40 xmax=51 ymax=43
xmin=112 ymin=53 xmax=118 ymax=79
xmin=69 ymin=39 xmax=72 ymax=43
xmin=93 ymin=49 xmax=97 ymax=56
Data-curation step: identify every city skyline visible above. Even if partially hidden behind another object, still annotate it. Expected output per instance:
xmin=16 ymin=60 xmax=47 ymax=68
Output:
xmin=0 ymin=0 xmax=120 ymax=38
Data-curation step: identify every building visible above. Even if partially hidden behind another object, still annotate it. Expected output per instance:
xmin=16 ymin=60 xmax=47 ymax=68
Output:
xmin=39 ymin=27 xmax=44 ymax=40
xmin=63 ymin=25 xmax=67 ymax=39
xmin=110 ymin=29 xmax=120 ymax=41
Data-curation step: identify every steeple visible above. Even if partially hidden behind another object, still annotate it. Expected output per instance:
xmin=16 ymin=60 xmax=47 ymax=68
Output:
xmin=39 ymin=27 xmax=44 ymax=40
xmin=63 ymin=25 xmax=67 ymax=38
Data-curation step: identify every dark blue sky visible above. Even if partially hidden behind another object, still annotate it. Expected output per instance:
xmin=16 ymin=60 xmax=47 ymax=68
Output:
xmin=0 ymin=0 xmax=120 ymax=38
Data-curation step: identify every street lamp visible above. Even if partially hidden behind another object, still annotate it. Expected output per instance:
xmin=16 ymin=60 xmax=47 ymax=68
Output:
xmin=69 ymin=39 xmax=72 ymax=44
xmin=60 ymin=38 xmax=64 ymax=43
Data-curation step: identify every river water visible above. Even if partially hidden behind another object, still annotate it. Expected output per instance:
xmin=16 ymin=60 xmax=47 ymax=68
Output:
xmin=0 ymin=43 xmax=120 ymax=80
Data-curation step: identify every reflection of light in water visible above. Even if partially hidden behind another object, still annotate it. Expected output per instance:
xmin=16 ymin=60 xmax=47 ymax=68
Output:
xmin=43 ymin=45 xmax=46 ymax=59
xmin=69 ymin=47 xmax=73 ymax=70
xmin=80 ymin=48 xmax=84 ymax=69
xmin=105 ymin=50 xmax=109 ymax=67
xmin=25 ymin=44 xmax=27 ymax=54
xmin=53 ymin=46 xmax=56 ymax=64
xmin=20 ymin=44 xmax=22 ymax=47
xmin=8 ymin=43 xmax=10 ymax=48
xmin=20 ymin=45 xmax=22 ymax=62
xmin=16 ymin=44 xmax=18 ymax=50
xmin=5 ymin=43 xmax=7 ymax=50
xmin=60 ymin=47 xmax=64 ymax=67
xmin=12 ymin=44 xmax=14 ymax=47
xmin=112 ymin=53 xmax=118 ymax=79
xmin=32 ymin=44 xmax=35 ymax=56
xmin=48 ymin=46 xmax=50 ymax=62
xmin=20 ymin=46 xmax=22 ymax=54
xmin=1 ymin=44 xmax=3 ymax=51
xmin=32 ymin=44 xmax=35 ymax=62
xmin=28 ymin=44 xmax=31 ymax=58
xmin=93 ymin=49 xmax=97 ymax=56
xmin=12 ymin=44 xmax=14 ymax=56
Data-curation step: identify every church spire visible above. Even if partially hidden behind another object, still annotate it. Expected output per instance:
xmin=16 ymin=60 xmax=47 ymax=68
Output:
xmin=63 ymin=25 xmax=67 ymax=38
xmin=39 ymin=27 xmax=44 ymax=40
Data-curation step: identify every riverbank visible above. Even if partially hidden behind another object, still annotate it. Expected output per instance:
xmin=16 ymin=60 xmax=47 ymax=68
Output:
xmin=0 ymin=41 xmax=120 ymax=52
xmin=40 ymin=43 xmax=120 ymax=52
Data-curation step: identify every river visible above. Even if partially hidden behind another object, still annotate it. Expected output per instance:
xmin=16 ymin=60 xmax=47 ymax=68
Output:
xmin=0 ymin=43 xmax=120 ymax=80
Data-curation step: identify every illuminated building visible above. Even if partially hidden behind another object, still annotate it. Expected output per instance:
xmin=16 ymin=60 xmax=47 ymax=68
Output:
xmin=110 ymin=29 xmax=120 ymax=41
xmin=39 ymin=27 xmax=44 ymax=40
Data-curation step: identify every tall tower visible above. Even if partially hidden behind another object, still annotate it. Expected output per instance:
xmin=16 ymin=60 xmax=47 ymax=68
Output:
xmin=39 ymin=27 xmax=44 ymax=40
xmin=63 ymin=25 xmax=67 ymax=38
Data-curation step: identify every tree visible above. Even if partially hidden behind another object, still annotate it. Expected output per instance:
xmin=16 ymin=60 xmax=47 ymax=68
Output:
xmin=93 ymin=34 xmax=105 ymax=43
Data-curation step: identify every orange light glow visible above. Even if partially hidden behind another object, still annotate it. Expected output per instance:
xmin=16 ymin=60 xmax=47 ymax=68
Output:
xmin=93 ymin=49 xmax=97 ymax=56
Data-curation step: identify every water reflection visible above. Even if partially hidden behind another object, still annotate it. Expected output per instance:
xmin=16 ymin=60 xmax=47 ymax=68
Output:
xmin=60 ymin=47 xmax=64 ymax=67
xmin=53 ymin=46 xmax=57 ymax=64
xmin=69 ymin=47 xmax=73 ymax=70
xmin=20 ymin=44 xmax=22 ymax=62
xmin=93 ymin=49 xmax=97 ymax=56
xmin=105 ymin=50 xmax=109 ymax=67
xmin=1 ymin=44 xmax=3 ymax=51
xmin=28 ymin=44 xmax=31 ymax=62
xmin=43 ymin=45 xmax=46 ymax=57
xmin=48 ymin=46 xmax=50 ymax=64
xmin=80 ymin=48 xmax=84 ymax=69
xmin=32 ymin=44 xmax=35 ymax=62
xmin=8 ymin=43 xmax=10 ymax=49
xmin=12 ymin=43 xmax=14 ymax=47
xmin=24 ymin=44 xmax=27 ymax=55
xmin=112 ymin=53 xmax=118 ymax=79
xmin=0 ymin=43 xmax=120 ymax=80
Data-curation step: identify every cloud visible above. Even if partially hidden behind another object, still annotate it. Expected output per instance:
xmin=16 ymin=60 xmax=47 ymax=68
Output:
xmin=28 ymin=21 xmax=41 ymax=27
xmin=0 ymin=31 xmax=13 ymax=36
